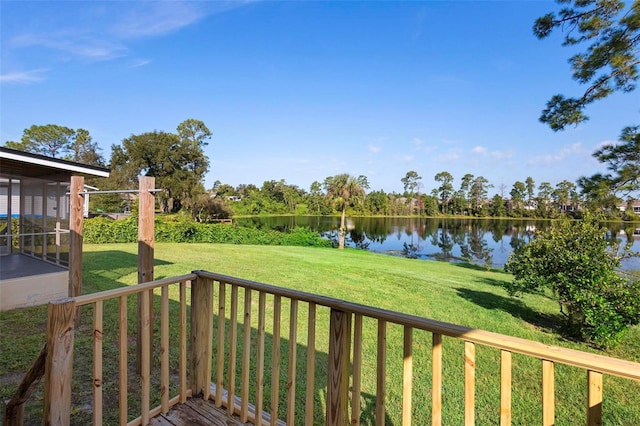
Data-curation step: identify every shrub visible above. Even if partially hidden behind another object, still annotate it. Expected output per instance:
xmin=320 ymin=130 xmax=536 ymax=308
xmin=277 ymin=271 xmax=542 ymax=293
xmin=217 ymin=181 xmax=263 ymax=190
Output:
xmin=504 ymin=214 xmax=640 ymax=347
xmin=84 ymin=217 xmax=331 ymax=248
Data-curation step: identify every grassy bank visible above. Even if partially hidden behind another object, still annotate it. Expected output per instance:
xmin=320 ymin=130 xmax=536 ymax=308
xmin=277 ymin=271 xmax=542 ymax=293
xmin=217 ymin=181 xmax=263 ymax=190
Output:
xmin=1 ymin=243 xmax=639 ymax=424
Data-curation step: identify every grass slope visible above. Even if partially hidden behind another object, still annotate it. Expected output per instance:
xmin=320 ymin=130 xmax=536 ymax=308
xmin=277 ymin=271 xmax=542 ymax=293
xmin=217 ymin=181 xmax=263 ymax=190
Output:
xmin=1 ymin=243 xmax=639 ymax=425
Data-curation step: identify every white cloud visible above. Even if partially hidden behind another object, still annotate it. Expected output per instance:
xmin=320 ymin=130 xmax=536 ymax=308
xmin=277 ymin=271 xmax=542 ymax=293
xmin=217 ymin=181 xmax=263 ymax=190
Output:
xmin=131 ymin=59 xmax=152 ymax=68
xmin=10 ymin=32 xmax=127 ymax=61
xmin=401 ymin=155 xmax=414 ymax=162
xmin=368 ymin=144 xmax=382 ymax=153
xmin=490 ymin=149 xmax=513 ymax=160
xmin=2 ymin=1 xmax=248 ymax=76
xmin=471 ymin=146 xmax=513 ymax=160
xmin=0 ymin=69 xmax=48 ymax=84
xmin=526 ymin=143 xmax=587 ymax=166
xmin=412 ymin=138 xmax=424 ymax=147
xmin=110 ymin=2 xmax=208 ymax=38
xmin=436 ymin=148 xmax=463 ymax=162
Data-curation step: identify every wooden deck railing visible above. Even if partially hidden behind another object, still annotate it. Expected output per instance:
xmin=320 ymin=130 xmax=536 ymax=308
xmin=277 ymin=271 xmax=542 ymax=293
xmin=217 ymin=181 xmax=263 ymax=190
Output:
xmin=8 ymin=270 xmax=640 ymax=425
xmin=196 ymin=270 xmax=640 ymax=426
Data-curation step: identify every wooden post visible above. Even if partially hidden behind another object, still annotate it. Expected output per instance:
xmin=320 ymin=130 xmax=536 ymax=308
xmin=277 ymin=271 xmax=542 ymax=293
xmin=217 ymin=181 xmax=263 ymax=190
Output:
xmin=137 ymin=176 xmax=155 ymax=284
xmin=190 ymin=275 xmax=213 ymax=399
xmin=136 ymin=176 xmax=155 ymax=374
xmin=69 ymin=176 xmax=84 ymax=324
xmin=327 ymin=308 xmax=351 ymax=426
xmin=43 ymin=299 xmax=76 ymax=426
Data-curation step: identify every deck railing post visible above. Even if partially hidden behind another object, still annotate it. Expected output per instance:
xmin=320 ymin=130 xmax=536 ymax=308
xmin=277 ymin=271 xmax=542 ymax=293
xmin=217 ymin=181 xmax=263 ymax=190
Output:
xmin=190 ymin=274 xmax=214 ymax=399
xmin=43 ymin=298 xmax=76 ymax=426
xmin=69 ymin=175 xmax=84 ymax=325
xmin=136 ymin=176 xmax=155 ymax=374
xmin=327 ymin=308 xmax=352 ymax=426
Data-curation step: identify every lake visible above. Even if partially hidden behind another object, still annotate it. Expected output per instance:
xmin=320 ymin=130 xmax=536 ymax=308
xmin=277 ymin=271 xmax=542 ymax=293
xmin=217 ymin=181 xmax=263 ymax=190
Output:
xmin=234 ymin=216 xmax=640 ymax=270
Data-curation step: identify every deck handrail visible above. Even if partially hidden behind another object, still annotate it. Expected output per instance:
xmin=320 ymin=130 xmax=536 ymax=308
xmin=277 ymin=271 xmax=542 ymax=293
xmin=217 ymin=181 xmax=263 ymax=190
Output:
xmin=38 ymin=273 xmax=198 ymax=425
xmin=32 ymin=269 xmax=640 ymax=425
xmin=72 ymin=273 xmax=198 ymax=306
xmin=196 ymin=270 xmax=640 ymax=381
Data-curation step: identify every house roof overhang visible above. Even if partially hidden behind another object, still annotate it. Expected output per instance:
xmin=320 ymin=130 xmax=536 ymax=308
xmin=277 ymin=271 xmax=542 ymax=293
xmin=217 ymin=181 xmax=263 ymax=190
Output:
xmin=0 ymin=147 xmax=110 ymax=181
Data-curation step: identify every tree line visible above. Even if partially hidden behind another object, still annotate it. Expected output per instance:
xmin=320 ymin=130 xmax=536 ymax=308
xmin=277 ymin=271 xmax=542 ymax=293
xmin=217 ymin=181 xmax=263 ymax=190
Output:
xmin=3 ymin=121 xmax=638 ymax=222
xmin=211 ymin=170 xmax=638 ymax=220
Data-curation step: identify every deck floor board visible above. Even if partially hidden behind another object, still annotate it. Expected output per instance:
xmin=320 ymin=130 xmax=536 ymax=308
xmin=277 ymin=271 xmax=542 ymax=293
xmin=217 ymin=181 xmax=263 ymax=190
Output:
xmin=149 ymin=398 xmax=251 ymax=426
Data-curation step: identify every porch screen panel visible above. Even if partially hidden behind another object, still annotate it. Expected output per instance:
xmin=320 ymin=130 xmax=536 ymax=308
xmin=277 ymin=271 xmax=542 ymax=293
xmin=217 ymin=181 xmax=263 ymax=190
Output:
xmin=0 ymin=179 xmax=21 ymax=254
xmin=10 ymin=180 xmax=20 ymax=253
xmin=32 ymin=181 xmax=44 ymax=258
xmin=22 ymin=181 xmax=34 ymax=255
xmin=0 ymin=179 xmax=9 ymax=253
xmin=45 ymin=182 xmax=60 ymax=263
xmin=57 ymin=183 xmax=70 ymax=266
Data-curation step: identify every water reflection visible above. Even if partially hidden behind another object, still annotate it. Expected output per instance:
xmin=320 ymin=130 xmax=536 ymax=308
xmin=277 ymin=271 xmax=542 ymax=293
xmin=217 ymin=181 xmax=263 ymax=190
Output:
xmin=234 ymin=216 xmax=640 ymax=270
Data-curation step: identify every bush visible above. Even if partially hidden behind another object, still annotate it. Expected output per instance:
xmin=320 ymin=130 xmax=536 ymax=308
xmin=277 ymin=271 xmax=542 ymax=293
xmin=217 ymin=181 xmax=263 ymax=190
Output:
xmin=504 ymin=214 xmax=640 ymax=347
xmin=84 ymin=217 xmax=331 ymax=248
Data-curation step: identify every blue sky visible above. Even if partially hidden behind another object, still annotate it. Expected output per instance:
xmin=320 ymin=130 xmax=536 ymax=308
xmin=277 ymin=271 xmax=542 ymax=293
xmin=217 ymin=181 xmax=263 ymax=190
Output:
xmin=1 ymin=1 xmax=637 ymax=195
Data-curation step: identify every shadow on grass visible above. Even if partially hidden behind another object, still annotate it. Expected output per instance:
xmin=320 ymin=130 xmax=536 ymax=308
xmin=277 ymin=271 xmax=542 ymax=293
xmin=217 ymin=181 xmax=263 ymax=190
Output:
xmin=357 ymin=391 xmax=392 ymax=425
xmin=82 ymin=250 xmax=173 ymax=292
xmin=453 ymin=262 xmax=494 ymax=272
xmin=454 ymin=287 xmax=573 ymax=339
xmin=0 ymin=250 xmax=175 ymax=424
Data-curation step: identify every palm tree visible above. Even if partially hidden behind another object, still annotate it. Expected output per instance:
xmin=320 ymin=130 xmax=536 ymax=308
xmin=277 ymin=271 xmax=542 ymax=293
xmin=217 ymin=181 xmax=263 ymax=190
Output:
xmin=323 ymin=174 xmax=368 ymax=249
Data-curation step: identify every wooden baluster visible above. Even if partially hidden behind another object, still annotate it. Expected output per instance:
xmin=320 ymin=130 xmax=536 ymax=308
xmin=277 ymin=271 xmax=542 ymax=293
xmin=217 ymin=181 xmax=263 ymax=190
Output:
xmin=228 ymin=284 xmax=239 ymax=415
xmin=500 ymin=350 xmax=512 ymax=425
xmin=587 ymin=370 xmax=603 ymax=426
xmin=119 ymin=296 xmax=128 ymax=424
xmin=179 ymin=281 xmax=188 ymax=403
xmin=376 ymin=320 xmax=387 ymax=426
xmin=43 ymin=299 xmax=76 ymax=426
xmin=327 ymin=308 xmax=351 ymax=426
xmin=161 ymin=285 xmax=170 ymax=412
xmin=287 ymin=299 xmax=298 ymax=424
xmin=216 ymin=281 xmax=226 ymax=407
xmin=140 ymin=289 xmax=151 ymax=424
xmin=93 ymin=300 xmax=103 ymax=426
xmin=241 ymin=288 xmax=252 ymax=423
xmin=403 ymin=326 xmax=413 ymax=426
xmin=256 ymin=292 xmax=266 ymax=425
xmin=351 ymin=313 xmax=363 ymax=426
xmin=271 ymin=295 xmax=282 ymax=425
xmin=542 ymin=360 xmax=555 ymax=426
xmin=432 ymin=333 xmax=442 ymax=426
xmin=464 ymin=341 xmax=475 ymax=426
xmin=305 ymin=302 xmax=317 ymax=426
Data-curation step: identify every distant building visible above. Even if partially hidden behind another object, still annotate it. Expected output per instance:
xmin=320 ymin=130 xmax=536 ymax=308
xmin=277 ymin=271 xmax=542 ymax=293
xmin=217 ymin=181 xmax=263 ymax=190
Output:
xmin=618 ymin=200 xmax=640 ymax=214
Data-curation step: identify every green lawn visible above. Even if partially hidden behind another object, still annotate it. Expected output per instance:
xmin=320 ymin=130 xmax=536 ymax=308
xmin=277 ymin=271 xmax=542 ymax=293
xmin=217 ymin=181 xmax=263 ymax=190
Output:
xmin=2 ymin=243 xmax=639 ymax=424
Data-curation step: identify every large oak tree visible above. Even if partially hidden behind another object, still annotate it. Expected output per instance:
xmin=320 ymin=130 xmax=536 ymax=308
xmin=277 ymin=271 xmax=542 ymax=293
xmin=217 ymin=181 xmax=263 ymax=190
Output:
xmin=109 ymin=119 xmax=211 ymax=214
